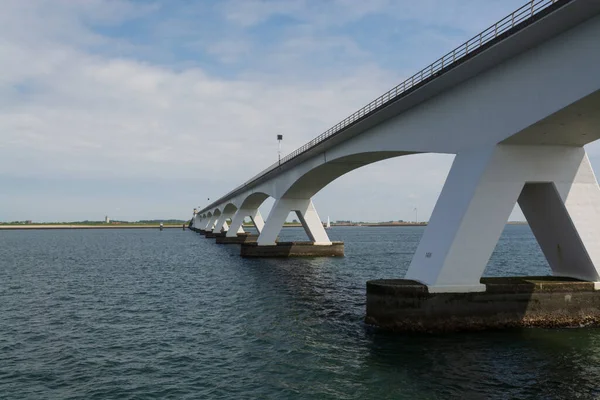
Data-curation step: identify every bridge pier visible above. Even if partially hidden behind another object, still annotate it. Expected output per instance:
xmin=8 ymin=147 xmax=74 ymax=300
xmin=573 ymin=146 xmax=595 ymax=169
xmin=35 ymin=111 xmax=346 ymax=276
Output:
xmin=227 ymin=208 xmax=264 ymax=237
xmin=201 ymin=214 xmax=217 ymax=235
xmin=199 ymin=216 xmax=208 ymax=231
xmin=210 ymin=211 xmax=223 ymax=233
xmin=368 ymin=145 xmax=600 ymax=331
xmin=206 ymin=231 xmax=225 ymax=238
xmin=405 ymin=145 xmax=600 ymax=292
xmin=366 ymin=277 xmax=600 ymax=332
xmin=216 ymin=233 xmax=259 ymax=244
xmin=195 ymin=218 xmax=205 ymax=233
xmin=212 ymin=212 xmax=232 ymax=234
xmin=192 ymin=216 xmax=203 ymax=233
xmin=258 ymin=198 xmax=331 ymax=245
xmin=190 ymin=216 xmax=198 ymax=232
xmin=241 ymin=198 xmax=343 ymax=257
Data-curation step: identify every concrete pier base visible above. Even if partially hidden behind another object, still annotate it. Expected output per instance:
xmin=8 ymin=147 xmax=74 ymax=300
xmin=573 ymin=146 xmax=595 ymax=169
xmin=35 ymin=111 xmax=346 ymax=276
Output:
xmin=366 ymin=276 xmax=600 ymax=332
xmin=241 ymin=241 xmax=344 ymax=257
xmin=216 ymin=234 xmax=258 ymax=244
xmin=205 ymin=231 xmax=225 ymax=239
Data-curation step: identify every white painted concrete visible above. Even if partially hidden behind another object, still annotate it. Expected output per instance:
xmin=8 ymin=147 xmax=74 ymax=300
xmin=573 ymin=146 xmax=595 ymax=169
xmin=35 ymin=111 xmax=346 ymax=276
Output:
xmin=258 ymin=198 xmax=331 ymax=246
xmin=226 ymin=208 xmax=264 ymax=237
xmin=226 ymin=212 xmax=245 ymax=238
xmin=212 ymin=212 xmax=231 ymax=233
xmin=250 ymin=210 xmax=265 ymax=234
xmin=405 ymin=145 xmax=600 ymax=291
xmin=203 ymin=214 xmax=217 ymax=231
xmin=519 ymin=151 xmax=600 ymax=281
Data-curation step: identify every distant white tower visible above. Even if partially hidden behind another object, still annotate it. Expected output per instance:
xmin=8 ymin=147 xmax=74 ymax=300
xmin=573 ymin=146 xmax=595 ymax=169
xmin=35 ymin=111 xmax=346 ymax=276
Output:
xmin=105 ymin=215 xmax=110 ymax=224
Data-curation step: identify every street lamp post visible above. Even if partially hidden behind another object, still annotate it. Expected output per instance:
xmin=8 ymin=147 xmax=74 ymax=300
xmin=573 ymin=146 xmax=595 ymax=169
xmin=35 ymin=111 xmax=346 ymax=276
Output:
xmin=277 ymin=134 xmax=283 ymax=166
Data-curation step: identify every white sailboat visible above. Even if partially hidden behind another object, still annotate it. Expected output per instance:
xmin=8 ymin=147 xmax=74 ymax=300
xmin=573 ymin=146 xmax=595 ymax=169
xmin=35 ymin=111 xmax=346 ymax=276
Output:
xmin=326 ymin=216 xmax=331 ymax=229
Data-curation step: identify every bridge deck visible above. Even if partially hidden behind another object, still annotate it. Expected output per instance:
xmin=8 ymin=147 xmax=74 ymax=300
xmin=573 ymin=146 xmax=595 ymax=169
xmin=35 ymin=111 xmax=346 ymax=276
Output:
xmin=200 ymin=0 xmax=571 ymax=213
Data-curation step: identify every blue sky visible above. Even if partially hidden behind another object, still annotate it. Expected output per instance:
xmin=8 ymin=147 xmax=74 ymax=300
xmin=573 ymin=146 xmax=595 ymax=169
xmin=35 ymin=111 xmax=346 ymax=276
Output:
xmin=2 ymin=0 xmax=598 ymax=222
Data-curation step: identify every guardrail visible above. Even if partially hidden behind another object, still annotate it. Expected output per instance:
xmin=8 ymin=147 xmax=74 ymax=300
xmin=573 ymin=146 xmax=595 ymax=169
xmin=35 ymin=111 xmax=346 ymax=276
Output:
xmin=201 ymin=0 xmax=563 ymax=212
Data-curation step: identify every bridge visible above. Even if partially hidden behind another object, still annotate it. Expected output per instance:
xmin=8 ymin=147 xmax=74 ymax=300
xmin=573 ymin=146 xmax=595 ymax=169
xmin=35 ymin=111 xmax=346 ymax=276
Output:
xmin=191 ymin=0 xmax=600 ymax=302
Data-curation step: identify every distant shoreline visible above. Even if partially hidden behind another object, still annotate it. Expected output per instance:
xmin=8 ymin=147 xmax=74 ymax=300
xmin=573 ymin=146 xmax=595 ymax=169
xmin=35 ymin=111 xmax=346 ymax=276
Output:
xmin=0 ymin=224 xmax=184 ymax=230
xmin=0 ymin=221 xmax=528 ymax=230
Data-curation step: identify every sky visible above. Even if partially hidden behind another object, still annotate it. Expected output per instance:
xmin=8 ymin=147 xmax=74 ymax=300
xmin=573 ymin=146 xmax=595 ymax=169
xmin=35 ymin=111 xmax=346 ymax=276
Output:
xmin=2 ymin=0 xmax=600 ymax=223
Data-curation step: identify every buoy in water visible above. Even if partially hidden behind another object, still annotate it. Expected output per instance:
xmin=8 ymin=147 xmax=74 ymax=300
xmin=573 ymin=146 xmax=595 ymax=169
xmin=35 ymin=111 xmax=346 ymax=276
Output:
xmin=160 ymin=223 xmax=164 ymax=231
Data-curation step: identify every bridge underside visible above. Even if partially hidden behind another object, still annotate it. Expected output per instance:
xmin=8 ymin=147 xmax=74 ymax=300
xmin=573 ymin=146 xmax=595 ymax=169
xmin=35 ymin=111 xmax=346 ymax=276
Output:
xmin=502 ymin=90 xmax=600 ymax=146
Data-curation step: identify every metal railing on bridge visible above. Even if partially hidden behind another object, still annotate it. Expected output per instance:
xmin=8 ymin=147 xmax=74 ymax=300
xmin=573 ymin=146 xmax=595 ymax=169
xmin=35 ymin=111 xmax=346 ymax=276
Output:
xmin=202 ymin=0 xmax=564 ymax=212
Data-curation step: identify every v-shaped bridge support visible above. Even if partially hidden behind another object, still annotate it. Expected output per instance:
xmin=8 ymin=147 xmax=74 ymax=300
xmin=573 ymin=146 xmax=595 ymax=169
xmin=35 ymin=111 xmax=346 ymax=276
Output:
xmin=406 ymin=144 xmax=600 ymax=292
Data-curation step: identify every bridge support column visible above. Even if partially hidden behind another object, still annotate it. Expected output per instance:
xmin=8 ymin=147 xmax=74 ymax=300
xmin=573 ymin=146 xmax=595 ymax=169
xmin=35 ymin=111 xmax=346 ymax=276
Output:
xmin=212 ymin=213 xmax=232 ymax=234
xmin=250 ymin=211 xmax=264 ymax=234
xmin=519 ymin=154 xmax=600 ymax=283
xmin=203 ymin=215 xmax=217 ymax=232
xmin=369 ymin=145 xmax=600 ymax=331
xmin=227 ymin=209 xmax=263 ymax=238
xmin=405 ymin=145 xmax=600 ymax=293
xmin=257 ymin=198 xmax=331 ymax=246
xmin=193 ymin=216 xmax=203 ymax=232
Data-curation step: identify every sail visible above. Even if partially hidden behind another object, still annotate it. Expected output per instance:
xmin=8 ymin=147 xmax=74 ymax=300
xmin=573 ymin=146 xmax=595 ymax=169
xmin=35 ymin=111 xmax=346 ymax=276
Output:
xmin=326 ymin=216 xmax=331 ymax=229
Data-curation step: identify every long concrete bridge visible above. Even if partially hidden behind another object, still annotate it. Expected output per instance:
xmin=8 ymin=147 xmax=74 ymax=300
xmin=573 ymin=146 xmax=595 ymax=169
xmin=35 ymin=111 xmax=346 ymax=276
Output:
xmin=191 ymin=0 xmax=600 ymax=329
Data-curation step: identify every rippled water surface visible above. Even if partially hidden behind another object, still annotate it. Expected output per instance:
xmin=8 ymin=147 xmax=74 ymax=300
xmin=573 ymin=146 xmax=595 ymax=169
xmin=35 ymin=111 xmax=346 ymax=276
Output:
xmin=2 ymin=225 xmax=600 ymax=399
